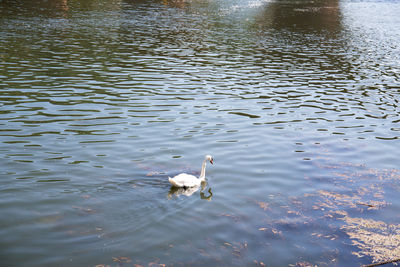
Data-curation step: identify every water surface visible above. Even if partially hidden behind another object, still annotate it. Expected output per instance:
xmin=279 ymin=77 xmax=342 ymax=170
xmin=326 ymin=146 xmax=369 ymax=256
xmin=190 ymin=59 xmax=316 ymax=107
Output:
xmin=1 ymin=0 xmax=400 ymax=266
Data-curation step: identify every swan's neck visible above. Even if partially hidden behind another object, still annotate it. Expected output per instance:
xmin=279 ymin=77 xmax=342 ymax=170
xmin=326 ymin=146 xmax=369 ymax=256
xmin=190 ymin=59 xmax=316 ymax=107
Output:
xmin=199 ymin=159 xmax=207 ymax=180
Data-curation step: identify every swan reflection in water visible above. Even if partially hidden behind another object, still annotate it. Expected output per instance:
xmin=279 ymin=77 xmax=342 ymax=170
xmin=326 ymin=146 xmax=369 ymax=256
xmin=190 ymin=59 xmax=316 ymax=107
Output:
xmin=168 ymin=183 xmax=213 ymax=201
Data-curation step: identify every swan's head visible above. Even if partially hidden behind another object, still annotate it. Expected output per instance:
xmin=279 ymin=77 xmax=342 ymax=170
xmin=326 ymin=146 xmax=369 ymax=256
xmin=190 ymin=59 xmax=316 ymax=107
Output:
xmin=205 ymin=155 xmax=214 ymax=165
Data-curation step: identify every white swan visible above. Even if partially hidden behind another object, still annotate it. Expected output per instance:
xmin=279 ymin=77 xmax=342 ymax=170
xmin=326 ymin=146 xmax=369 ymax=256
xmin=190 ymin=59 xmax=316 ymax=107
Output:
xmin=168 ymin=155 xmax=214 ymax=188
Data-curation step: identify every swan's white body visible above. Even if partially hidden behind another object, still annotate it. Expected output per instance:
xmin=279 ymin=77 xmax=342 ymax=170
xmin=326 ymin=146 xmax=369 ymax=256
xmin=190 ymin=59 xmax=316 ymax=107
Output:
xmin=169 ymin=155 xmax=213 ymax=188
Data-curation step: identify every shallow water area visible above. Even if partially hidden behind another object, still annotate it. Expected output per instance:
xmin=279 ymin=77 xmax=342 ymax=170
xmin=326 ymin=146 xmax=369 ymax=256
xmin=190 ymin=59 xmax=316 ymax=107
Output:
xmin=1 ymin=0 xmax=400 ymax=266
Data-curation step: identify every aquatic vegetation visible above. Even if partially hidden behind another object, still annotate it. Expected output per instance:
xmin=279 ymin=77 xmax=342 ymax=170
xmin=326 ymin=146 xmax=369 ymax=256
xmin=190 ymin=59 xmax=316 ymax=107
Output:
xmin=112 ymin=256 xmax=132 ymax=264
xmin=253 ymin=159 xmax=400 ymax=266
xmin=342 ymin=216 xmax=400 ymax=264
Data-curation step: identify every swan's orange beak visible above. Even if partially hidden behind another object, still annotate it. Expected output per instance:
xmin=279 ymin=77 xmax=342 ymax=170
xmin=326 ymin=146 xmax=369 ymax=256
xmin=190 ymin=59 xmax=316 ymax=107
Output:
xmin=210 ymin=159 xmax=213 ymax=164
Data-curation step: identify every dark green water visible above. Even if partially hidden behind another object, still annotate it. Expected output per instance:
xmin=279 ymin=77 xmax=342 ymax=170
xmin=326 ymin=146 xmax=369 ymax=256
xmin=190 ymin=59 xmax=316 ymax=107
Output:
xmin=1 ymin=0 xmax=400 ymax=266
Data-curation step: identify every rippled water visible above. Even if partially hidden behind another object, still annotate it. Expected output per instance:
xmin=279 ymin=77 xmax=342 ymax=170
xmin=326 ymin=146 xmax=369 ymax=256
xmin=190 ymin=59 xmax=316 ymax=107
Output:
xmin=1 ymin=0 xmax=400 ymax=266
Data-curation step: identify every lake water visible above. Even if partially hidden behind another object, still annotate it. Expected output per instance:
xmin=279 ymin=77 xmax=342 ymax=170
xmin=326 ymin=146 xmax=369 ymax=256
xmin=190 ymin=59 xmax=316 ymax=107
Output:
xmin=1 ymin=0 xmax=400 ymax=266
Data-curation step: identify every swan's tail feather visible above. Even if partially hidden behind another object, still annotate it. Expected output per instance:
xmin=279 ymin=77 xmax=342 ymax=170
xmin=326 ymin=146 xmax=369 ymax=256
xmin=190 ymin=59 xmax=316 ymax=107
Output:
xmin=168 ymin=177 xmax=177 ymax=187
